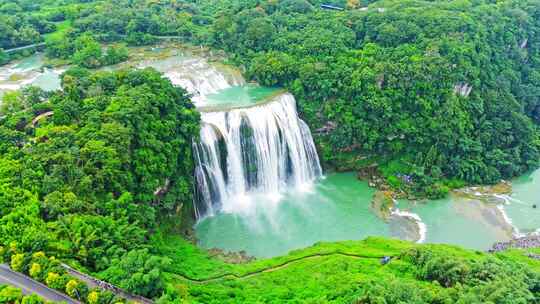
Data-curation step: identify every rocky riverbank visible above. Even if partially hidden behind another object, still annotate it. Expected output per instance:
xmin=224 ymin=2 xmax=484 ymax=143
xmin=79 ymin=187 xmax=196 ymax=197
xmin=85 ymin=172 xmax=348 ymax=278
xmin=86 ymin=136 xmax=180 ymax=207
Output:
xmin=370 ymin=190 xmax=425 ymax=243
xmin=370 ymin=191 xmax=395 ymax=220
xmin=388 ymin=212 xmax=424 ymax=243
xmin=356 ymin=165 xmax=423 ymax=201
xmin=452 ymin=181 xmax=512 ymax=204
xmin=207 ymin=248 xmax=256 ymax=264
xmin=490 ymin=234 xmax=540 ymax=253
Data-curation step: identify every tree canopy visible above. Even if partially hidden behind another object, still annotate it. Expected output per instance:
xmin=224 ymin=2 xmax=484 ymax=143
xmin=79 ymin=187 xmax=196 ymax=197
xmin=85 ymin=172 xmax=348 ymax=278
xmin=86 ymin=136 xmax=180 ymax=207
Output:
xmin=0 ymin=68 xmax=199 ymax=298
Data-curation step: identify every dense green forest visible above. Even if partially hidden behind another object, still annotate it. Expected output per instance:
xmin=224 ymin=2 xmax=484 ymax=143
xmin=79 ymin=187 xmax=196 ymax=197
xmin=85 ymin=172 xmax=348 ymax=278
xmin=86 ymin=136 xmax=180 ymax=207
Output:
xmin=0 ymin=68 xmax=199 ymax=301
xmin=0 ymin=0 xmax=55 ymax=49
xmin=1 ymin=0 xmax=540 ymax=303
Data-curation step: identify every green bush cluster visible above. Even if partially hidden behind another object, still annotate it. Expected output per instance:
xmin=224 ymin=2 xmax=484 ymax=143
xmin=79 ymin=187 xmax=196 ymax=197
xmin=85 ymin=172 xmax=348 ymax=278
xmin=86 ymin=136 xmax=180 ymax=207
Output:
xmin=47 ymin=33 xmax=128 ymax=68
xmin=0 ymin=0 xmax=54 ymax=50
xmin=356 ymin=247 xmax=540 ymax=303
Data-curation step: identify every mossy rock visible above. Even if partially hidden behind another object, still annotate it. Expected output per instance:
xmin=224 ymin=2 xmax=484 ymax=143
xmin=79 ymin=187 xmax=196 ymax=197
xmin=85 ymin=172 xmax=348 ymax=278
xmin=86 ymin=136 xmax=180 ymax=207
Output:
xmin=370 ymin=191 xmax=395 ymax=220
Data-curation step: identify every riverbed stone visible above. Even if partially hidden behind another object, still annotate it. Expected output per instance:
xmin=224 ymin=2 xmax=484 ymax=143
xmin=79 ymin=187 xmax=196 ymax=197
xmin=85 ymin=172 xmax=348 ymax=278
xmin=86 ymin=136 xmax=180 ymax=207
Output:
xmin=388 ymin=214 xmax=420 ymax=242
xmin=370 ymin=191 xmax=395 ymax=220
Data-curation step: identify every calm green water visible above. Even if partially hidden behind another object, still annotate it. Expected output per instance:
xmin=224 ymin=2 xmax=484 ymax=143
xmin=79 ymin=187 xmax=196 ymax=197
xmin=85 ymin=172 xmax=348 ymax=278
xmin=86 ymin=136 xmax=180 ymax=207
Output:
xmin=196 ymin=173 xmax=390 ymax=257
xmin=204 ymin=85 xmax=282 ymax=109
xmin=505 ymin=169 xmax=540 ymax=233
xmin=31 ymin=70 xmax=62 ymax=91
xmin=0 ymin=53 xmax=62 ymax=99
xmin=14 ymin=53 xmax=44 ymax=71
xmin=196 ymin=172 xmax=518 ymax=257
xmin=398 ymin=197 xmax=509 ymax=250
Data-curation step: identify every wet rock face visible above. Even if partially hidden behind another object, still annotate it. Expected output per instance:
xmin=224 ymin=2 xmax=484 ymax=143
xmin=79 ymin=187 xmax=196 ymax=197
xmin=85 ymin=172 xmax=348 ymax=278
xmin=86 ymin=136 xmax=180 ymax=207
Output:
xmin=520 ymin=38 xmax=528 ymax=49
xmin=454 ymin=82 xmax=472 ymax=97
xmin=388 ymin=214 xmax=421 ymax=242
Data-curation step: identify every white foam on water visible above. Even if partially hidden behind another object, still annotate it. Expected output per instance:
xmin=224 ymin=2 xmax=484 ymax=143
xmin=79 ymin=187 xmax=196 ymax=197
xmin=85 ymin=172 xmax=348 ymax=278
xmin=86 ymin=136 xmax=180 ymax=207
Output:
xmin=391 ymin=203 xmax=427 ymax=244
xmin=495 ymin=202 xmax=523 ymax=237
xmin=193 ymin=93 xmax=322 ymax=220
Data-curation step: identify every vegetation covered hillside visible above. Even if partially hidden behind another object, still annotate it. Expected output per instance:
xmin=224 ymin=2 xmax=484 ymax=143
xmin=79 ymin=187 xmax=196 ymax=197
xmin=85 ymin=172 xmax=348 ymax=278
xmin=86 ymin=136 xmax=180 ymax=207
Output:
xmin=0 ymin=68 xmax=200 ymax=301
xmin=203 ymin=0 xmax=540 ymax=198
xmin=154 ymin=235 xmax=540 ymax=303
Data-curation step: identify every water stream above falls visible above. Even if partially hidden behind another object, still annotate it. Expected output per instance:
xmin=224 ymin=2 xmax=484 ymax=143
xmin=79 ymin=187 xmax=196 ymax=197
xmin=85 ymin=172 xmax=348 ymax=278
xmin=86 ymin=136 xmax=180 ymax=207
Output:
xmin=0 ymin=53 xmax=63 ymax=99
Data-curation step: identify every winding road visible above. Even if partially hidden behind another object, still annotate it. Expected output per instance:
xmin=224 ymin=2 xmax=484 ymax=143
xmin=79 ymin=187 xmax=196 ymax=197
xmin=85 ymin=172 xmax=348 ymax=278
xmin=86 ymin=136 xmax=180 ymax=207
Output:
xmin=0 ymin=264 xmax=81 ymax=303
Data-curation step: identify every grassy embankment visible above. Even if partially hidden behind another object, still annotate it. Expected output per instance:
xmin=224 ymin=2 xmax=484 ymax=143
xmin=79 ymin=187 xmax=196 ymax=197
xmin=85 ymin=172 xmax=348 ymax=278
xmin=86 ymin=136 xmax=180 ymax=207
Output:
xmin=151 ymin=228 xmax=540 ymax=303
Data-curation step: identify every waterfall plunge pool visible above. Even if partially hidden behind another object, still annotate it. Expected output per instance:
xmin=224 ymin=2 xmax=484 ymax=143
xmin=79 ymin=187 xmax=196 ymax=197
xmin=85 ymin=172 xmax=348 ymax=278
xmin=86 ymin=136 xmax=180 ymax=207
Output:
xmin=196 ymin=173 xmax=386 ymax=258
xmin=195 ymin=171 xmax=540 ymax=258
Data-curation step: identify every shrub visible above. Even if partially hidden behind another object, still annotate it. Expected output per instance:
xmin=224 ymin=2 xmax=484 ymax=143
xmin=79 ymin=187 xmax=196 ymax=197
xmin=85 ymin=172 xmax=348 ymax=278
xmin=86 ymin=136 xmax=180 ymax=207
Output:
xmin=29 ymin=262 xmax=42 ymax=279
xmin=10 ymin=253 xmax=25 ymax=272
xmin=21 ymin=294 xmax=46 ymax=304
xmin=87 ymin=291 xmax=100 ymax=304
xmin=0 ymin=285 xmax=23 ymax=303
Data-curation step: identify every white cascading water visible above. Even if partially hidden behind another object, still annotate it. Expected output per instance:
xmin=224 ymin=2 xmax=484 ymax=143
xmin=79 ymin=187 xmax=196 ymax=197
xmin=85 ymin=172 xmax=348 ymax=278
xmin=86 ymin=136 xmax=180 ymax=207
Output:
xmin=164 ymin=58 xmax=244 ymax=105
xmin=193 ymin=94 xmax=322 ymax=219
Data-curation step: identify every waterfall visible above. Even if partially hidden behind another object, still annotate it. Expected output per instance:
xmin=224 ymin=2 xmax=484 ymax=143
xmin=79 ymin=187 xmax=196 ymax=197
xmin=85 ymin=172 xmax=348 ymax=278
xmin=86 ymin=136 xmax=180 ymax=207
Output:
xmin=193 ymin=93 xmax=322 ymax=219
xmin=155 ymin=55 xmax=322 ymax=220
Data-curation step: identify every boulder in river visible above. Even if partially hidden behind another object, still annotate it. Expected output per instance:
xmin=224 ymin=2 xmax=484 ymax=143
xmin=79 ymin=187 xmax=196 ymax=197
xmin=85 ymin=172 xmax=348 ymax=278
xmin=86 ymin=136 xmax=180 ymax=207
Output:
xmin=370 ymin=191 xmax=395 ymax=220
xmin=388 ymin=214 xmax=421 ymax=243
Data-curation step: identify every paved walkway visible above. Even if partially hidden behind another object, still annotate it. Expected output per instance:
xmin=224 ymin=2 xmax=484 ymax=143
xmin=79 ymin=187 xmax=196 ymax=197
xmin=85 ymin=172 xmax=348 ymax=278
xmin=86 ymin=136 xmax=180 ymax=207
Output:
xmin=4 ymin=43 xmax=46 ymax=54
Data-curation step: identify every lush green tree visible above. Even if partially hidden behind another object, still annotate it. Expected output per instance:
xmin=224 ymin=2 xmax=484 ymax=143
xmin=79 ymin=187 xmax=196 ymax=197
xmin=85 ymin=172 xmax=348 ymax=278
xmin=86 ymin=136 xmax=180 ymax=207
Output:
xmin=0 ymin=285 xmax=24 ymax=303
xmin=100 ymin=249 xmax=171 ymax=298
xmin=101 ymin=44 xmax=128 ymax=66
xmin=73 ymin=34 xmax=103 ymax=68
